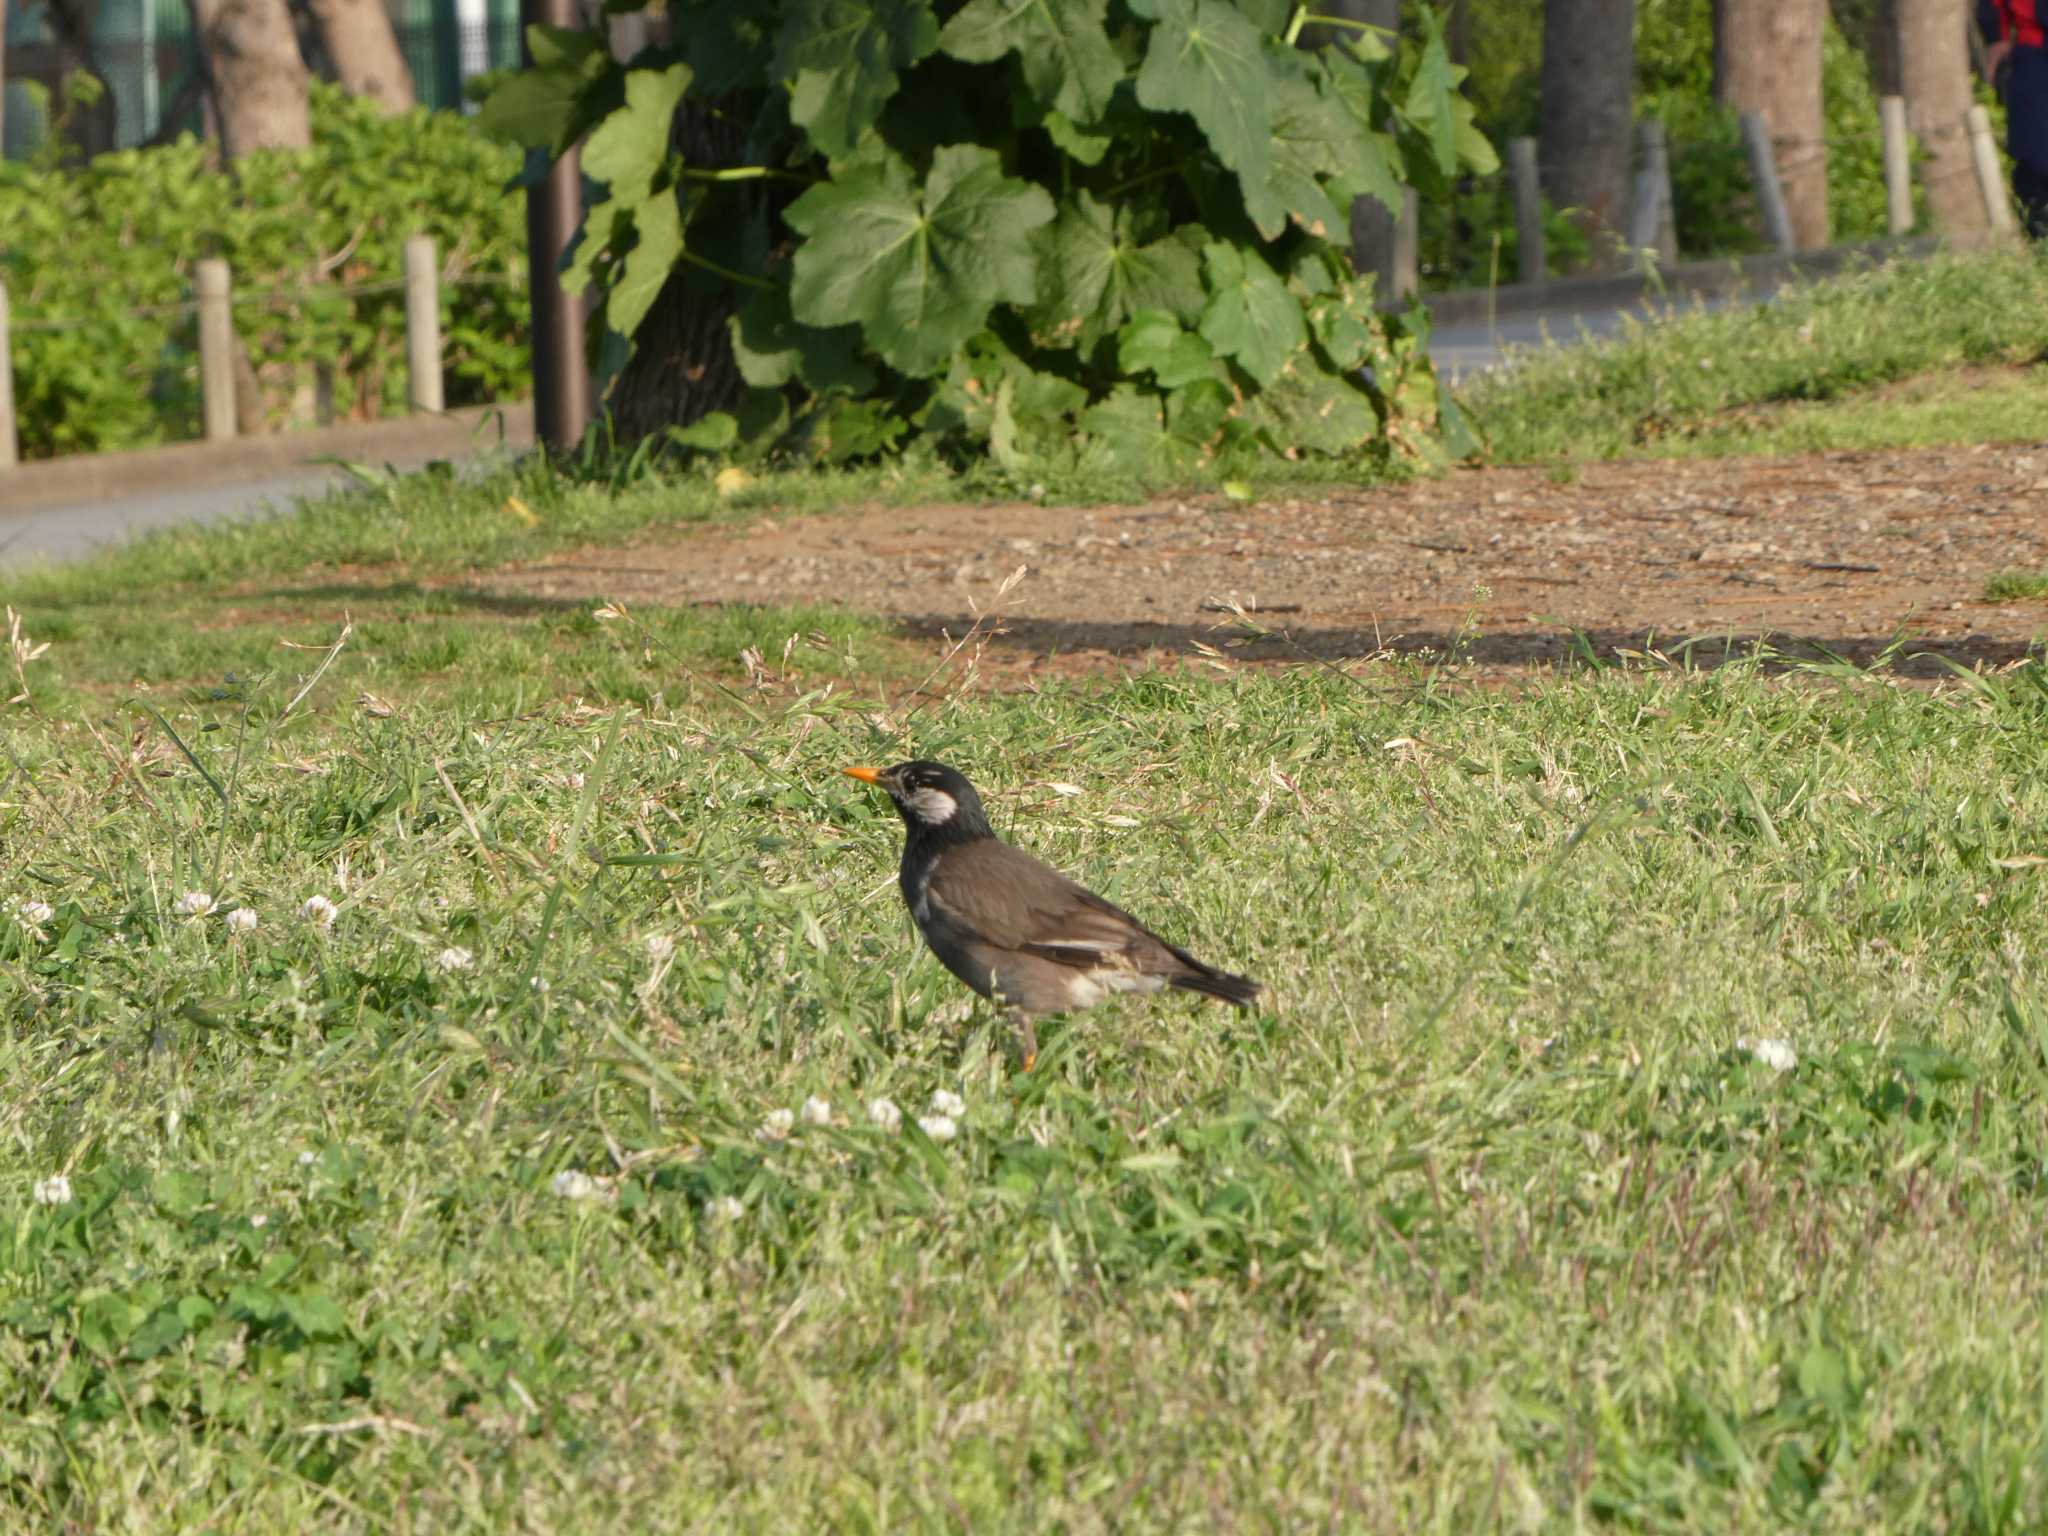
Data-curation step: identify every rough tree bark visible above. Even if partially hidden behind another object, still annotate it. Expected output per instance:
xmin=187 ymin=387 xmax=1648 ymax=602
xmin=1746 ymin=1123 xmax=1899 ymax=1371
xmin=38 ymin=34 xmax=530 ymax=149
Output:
xmin=605 ymin=95 xmax=756 ymax=438
xmin=1895 ymin=0 xmax=1990 ymax=235
xmin=1716 ymin=0 xmax=1829 ymax=248
xmin=190 ymin=0 xmax=311 ymax=156
xmin=304 ymin=0 xmax=417 ymax=111
xmin=1540 ymin=0 xmax=1636 ymax=270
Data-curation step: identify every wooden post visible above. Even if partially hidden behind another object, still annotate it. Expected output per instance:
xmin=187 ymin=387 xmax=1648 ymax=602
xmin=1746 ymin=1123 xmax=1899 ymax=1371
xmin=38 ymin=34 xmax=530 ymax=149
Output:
xmin=1629 ymin=119 xmax=1677 ymax=270
xmin=1879 ymin=95 xmax=1912 ymax=236
xmin=1740 ymin=109 xmax=1797 ymax=254
xmin=1508 ymin=136 xmax=1545 ymax=284
xmin=523 ymin=0 xmax=591 ymax=451
xmin=195 ymin=258 xmax=237 ymax=443
xmin=0 ymin=281 xmax=17 ymax=470
xmin=1651 ymin=122 xmax=1678 ymax=266
xmin=1968 ymin=103 xmax=2018 ymax=235
xmin=403 ymin=233 xmax=445 ymax=414
xmin=1389 ymin=187 xmax=1419 ymax=302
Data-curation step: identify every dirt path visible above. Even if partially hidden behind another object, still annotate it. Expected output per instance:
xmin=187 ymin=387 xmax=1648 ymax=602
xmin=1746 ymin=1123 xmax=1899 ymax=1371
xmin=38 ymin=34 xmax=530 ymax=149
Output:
xmin=467 ymin=442 xmax=2048 ymax=677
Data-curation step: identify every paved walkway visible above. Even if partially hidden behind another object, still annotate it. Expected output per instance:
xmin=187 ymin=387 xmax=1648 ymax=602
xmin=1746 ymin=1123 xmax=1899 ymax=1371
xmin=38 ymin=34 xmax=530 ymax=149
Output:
xmin=0 ymin=465 xmax=367 ymax=567
xmin=0 ymin=404 xmax=534 ymax=572
xmin=0 ymin=272 xmax=1789 ymax=573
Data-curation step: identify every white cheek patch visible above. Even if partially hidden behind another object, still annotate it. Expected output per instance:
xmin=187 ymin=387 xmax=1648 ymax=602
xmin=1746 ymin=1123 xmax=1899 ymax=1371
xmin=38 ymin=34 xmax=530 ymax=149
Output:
xmin=905 ymin=787 xmax=958 ymax=824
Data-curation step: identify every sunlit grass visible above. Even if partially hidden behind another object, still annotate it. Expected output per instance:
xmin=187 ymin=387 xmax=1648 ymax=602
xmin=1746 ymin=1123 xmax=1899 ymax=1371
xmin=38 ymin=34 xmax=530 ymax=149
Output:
xmin=1465 ymin=245 xmax=2048 ymax=462
xmin=8 ymin=622 xmax=2048 ymax=1527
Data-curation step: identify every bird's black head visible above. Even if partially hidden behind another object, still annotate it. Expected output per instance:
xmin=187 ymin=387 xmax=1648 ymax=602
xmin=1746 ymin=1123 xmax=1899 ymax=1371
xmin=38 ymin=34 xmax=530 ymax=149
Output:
xmin=843 ymin=760 xmax=993 ymax=842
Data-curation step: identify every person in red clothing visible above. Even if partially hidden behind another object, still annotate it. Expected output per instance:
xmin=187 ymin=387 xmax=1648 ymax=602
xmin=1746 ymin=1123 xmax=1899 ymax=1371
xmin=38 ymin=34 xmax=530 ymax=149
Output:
xmin=1981 ymin=0 xmax=2048 ymax=236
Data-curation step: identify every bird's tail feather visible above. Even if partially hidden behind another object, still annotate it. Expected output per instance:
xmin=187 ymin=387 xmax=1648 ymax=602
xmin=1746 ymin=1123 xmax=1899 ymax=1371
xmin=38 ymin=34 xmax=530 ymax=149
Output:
xmin=1170 ymin=966 xmax=1262 ymax=1009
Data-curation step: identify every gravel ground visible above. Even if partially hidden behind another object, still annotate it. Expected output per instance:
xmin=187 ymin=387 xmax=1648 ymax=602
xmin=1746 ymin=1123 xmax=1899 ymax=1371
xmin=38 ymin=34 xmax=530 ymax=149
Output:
xmin=467 ymin=441 xmax=2048 ymax=678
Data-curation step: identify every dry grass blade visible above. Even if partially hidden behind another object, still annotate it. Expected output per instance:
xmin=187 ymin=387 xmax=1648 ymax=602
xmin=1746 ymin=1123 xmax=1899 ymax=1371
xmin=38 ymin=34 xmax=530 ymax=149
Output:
xmin=278 ymin=616 xmax=356 ymax=721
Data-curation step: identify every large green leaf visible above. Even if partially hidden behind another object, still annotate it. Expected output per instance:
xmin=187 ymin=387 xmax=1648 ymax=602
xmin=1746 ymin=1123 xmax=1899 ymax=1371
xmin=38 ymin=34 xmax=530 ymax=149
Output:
xmin=473 ymin=66 xmax=585 ymax=151
xmin=1040 ymin=108 xmax=1112 ymax=165
xmin=607 ymin=189 xmax=684 ymax=338
xmin=773 ymin=0 xmax=940 ymax=158
xmin=526 ymin=23 xmax=600 ymax=69
xmin=785 ymin=145 xmax=1055 ymax=377
xmin=730 ymin=286 xmax=877 ymax=394
xmin=939 ymin=0 xmax=1124 ymax=126
xmin=1197 ymin=243 xmax=1304 ymax=387
xmin=1250 ymin=71 xmax=1353 ymax=242
xmin=1079 ymin=384 xmax=1206 ymax=477
xmin=1116 ymin=310 xmax=1218 ymax=388
xmin=671 ymin=0 xmax=775 ymax=95
xmin=1240 ymin=351 xmax=1379 ymax=456
xmin=1307 ymin=291 xmax=1376 ymax=371
xmin=581 ymin=63 xmax=691 ymax=195
xmin=1133 ymin=0 xmax=1274 ymax=198
xmin=560 ymin=201 xmax=631 ymax=297
xmin=927 ymin=330 xmax=1086 ymax=457
xmin=1401 ymin=10 xmax=1458 ymax=179
xmin=1317 ymin=48 xmax=1410 ymax=216
xmin=1029 ymin=194 xmax=1205 ymax=351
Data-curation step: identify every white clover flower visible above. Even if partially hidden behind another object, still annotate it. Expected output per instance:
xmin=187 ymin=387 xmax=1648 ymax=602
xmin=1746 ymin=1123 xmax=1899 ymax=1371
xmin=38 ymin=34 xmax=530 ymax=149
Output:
xmin=867 ymin=1097 xmax=902 ymax=1134
xmin=1739 ymin=1037 xmax=1797 ymax=1073
xmin=297 ymin=1150 xmax=317 ymax=1167
xmin=435 ymin=945 xmax=475 ymax=973
xmin=32 ymin=1175 xmax=71 ymax=1206
xmin=800 ymin=1094 xmax=833 ymax=1127
xmin=175 ymin=890 xmax=216 ymax=918
xmin=917 ymin=1114 xmax=958 ymax=1143
xmin=20 ymin=900 xmax=55 ymax=926
xmin=644 ymin=933 xmax=676 ymax=962
xmin=224 ymin=907 xmax=258 ymax=934
xmin=929 ymin=1088 xmax=966 ymax=1118
xmin=551 ymin=1169 xmax=601 ymax=1201
xmin=707 ymin=1195 xmax=746 ymax=1221
xmin=301 ymin=895 xmax=338 ymax=927
xmin=757 ymin=1107 xmax=795 ymax=1143
xmin=249 ymin=1213 xmax=268 ymax=1229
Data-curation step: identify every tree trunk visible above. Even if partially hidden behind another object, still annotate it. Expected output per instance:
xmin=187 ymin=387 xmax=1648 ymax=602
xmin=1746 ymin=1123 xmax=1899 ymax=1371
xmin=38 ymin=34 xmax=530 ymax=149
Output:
xmin=305 ymin=0 xmax=416 ymax=111
xmin=1895 ymin=0 xmax=1989 ymax=235
xmin=1716 ymin=0 xmax=1829 ymax=248
xmin=1540 ymin=0 xmax=1636 ymax=271
xmin=605 ymin=96 xmax=755 ymax=438
xmin=44 ymin=0 xmax=121 ymax=157
xmin=190 ymin=0 xmax=311 ymax=157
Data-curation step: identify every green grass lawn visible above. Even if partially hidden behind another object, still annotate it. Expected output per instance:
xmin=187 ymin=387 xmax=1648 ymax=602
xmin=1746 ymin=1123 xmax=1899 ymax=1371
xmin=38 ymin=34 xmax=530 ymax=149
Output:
xmin=1468 ymin=246 xmax=2048 ymax=462
xmin=8 ymin=243 xmax=2048 ymax=1528
xmin=8 ymin=606 xmax=2048 ymax=1527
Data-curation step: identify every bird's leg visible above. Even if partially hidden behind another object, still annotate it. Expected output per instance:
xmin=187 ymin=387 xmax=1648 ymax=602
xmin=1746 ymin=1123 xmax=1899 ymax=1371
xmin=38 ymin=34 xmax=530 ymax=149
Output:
xmin=1007 ymin=1008 xmax=1039 ymax=1072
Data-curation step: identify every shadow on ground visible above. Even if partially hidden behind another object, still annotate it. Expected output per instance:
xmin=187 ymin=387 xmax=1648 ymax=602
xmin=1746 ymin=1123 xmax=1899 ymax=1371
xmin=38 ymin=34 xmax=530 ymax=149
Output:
xmin=890 ymin=611 xmax=2042 ymax=679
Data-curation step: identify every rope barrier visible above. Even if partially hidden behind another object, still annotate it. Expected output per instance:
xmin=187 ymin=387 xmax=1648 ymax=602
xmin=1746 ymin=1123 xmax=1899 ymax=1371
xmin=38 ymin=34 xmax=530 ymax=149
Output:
xmin=8 ymin=271 xmax=524 ymax=334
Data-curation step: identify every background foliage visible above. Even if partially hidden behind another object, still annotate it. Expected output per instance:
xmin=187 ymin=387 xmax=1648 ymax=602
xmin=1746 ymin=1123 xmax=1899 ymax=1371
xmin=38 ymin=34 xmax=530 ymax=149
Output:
xmin=1420 ymin=0 xmax=1931 ymax=290
xmin=0 ymin=84 xmax=529 ymax=460
xmin=482 ymin=0 xmax=1499 ymax=474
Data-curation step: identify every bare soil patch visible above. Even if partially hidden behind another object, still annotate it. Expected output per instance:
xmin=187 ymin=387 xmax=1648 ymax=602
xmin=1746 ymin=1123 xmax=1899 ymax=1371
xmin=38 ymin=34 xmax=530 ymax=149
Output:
xmin=463 ymin=442 xmax=2048 ymax=678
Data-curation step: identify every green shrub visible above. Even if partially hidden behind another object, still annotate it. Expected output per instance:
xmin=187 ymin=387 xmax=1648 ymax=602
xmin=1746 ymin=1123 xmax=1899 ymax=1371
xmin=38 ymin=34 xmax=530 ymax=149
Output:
xmin=482 ymin=0 xmax=1497 ymax=475
xmin=0 ymin=84 xmax=529 ymax=460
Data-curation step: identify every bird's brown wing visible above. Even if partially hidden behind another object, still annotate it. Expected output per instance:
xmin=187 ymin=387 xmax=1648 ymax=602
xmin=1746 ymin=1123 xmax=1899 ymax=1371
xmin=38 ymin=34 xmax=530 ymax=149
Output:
xmin=924 ymin=838 xmax=1198 ymax=977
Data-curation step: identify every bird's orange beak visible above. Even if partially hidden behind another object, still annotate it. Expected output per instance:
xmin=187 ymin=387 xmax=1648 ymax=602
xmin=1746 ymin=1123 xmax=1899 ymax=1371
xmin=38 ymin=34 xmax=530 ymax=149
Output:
xmin=842 ymin=766 xmax=883 ymax=784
